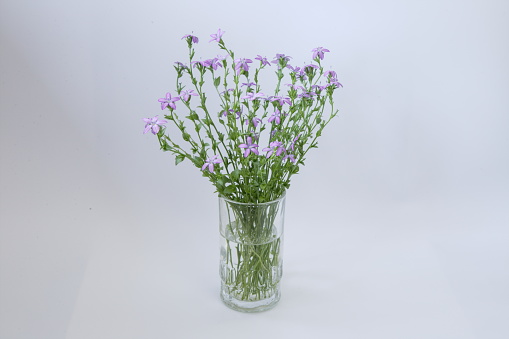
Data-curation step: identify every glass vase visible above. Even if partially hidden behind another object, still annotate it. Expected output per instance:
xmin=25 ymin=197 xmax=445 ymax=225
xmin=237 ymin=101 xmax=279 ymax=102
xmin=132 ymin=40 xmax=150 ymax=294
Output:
xmin=219 ymin=193 xmax=286 ymax=312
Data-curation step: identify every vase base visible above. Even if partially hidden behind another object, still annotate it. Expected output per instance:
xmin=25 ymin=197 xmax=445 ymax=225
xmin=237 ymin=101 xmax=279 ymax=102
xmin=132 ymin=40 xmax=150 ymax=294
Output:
xmin=220 ymin=284 xmax=281 ymax=313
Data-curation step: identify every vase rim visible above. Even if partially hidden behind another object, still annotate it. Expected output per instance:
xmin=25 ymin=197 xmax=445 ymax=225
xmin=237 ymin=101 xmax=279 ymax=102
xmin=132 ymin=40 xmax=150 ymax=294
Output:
xmin=219 ymin=191 xmax=286 ymax=206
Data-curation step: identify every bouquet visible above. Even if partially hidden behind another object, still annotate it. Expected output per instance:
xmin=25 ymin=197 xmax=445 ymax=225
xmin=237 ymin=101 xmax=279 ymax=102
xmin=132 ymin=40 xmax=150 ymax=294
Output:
xmin=143 ymin=29 xmax=341 ymax=311
xmin=143 ymin=29 xmax=341 ymax=203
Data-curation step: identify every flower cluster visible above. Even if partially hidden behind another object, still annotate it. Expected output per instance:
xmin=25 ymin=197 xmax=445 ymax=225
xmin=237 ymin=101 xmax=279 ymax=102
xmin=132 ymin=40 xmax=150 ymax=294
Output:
xmin=143 ymin=30 xmax=341 ymax=203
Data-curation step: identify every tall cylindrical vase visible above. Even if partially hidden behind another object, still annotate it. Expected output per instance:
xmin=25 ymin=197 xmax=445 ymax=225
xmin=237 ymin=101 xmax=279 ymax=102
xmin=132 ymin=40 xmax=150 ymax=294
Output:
xmin=219 ymin=193 xmax=286 ymax=312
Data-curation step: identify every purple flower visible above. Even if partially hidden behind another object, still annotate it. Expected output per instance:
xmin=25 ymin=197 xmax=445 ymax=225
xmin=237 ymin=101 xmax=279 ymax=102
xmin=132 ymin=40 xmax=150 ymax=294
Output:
xmin=326 ymin=81 xmax=343 ymax=89
xmin=286 ymin=84 xmax=305 ymax=91
xmin=241 ymin=92 xmax=266 ymax=101
xmin=304 ymin=64 xmax=319 ymax=73
xmin=249 ymin=130 xmax=260 ymax=142
xmin=272 ymin=54 xmax=292 ymax=64
xmin=245 ymin=117 xmax=262 ymax=127
xmin=287 ymin=65 xmax=307 ymax=80
xmin=201 ymin=155 xmax=222 ymax=173
xmin=298 ymin=90 xmax=317 ymax=99
xmin=222 ymin=108 xmax=242 ymax=119
xmin=181 ymin=34 xmax=199 ymax=44
xmin=311 ymin=84 xmax=324 ymax=92
xmin=289 ymin=134 xmax=301 ymax=151
xmin=268 ymin=109 xmax=282 ymax=124
xmin=324 ymin=70 xmax=337 ymax=80
xmin=234 ymin=58 xmax=253 ymax=75
xmin=312 ymin=47 xmax=330 ymax=60
xmin=204 ymin=58 xmax=223 ymax=70
xmin=272 ymin=54 xmax=292 ymax=69
xmin=220 ymin=88 xmax=234 ymax=96
xmin=191 ymin=60 xmax=206 ymax=68
xmin=209 ymin=29 xmax=225 ymax=43
xmin=262 ymin=141 xmax=285 ymax=158
xmin=270 ymin=96 xmax=292 ymax=106
xmin=238 ymin=137 xmax=259 ymax=157
xmin=255 ymin=55 xmax=271 ymax=67
xmin=158 ymin=92 xmax=180 ymax=110
xmin=174 ymin=61 xmax=188 ymax=69
xmin=241 ymin=82 xmax=256 ymax=88
xmin=283 ymin=153 xmax=296 ymax=163
xmin=324 ymin=70 xmax=343 ymax=88
xmin=179 ymin=89 xmax=198 ymax=102
xmin=143 ymin=115 xmax=167 ymax=135
xmin=286 ymin=65 xmax=298 ymax=72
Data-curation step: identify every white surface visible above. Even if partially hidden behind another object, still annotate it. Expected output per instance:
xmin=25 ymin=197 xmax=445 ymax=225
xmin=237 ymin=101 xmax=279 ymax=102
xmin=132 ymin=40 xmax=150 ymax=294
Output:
xmin=1 ymin=0 xmax=508 ymax=338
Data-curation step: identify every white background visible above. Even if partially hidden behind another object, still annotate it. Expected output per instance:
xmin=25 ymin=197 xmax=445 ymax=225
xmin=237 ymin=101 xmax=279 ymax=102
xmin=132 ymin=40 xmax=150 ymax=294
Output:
xmin=1 ymin=0 xmax=508 ymax=338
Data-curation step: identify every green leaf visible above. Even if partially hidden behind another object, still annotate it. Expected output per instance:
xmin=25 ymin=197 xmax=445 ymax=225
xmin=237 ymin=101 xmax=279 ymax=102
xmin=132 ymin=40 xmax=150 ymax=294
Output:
xmin=202 ymin=117 xmax=213 ymax=126
xmin=195 ymin=122 xmax=203 ymax=132
xmin=224 ymin=185 xmax=236 ymax=194
xmin=228 ymin=131 xmax=238 ymax=140
xmin=186 ymin=112 xmax=199 ymax=121
xmin=214 ymin=76 xmax=221 ymax=87
xmin=231 ymin=169 xmax=241 ymax=181
xmin=175 ymin=155 xmax=185 ymax=165
xmin=191 ymin=156 xmax=201 ymax=166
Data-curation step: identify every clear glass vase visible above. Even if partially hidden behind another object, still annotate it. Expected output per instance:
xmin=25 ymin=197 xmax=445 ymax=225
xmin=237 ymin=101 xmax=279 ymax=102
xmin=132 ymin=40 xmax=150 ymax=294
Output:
xmin=219 ymin=193 xmax=286 ymax=312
